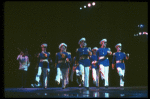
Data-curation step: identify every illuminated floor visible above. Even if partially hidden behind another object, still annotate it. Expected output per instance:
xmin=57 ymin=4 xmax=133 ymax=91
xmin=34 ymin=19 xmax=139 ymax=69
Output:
xmin=4 ymin=86 xmax=148 ymax=98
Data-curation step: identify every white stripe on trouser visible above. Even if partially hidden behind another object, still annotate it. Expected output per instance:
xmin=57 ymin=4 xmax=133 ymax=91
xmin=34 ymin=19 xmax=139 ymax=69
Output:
xmin=99 ymin=64 xmax=109 ymax=86
xmin=84 ymin=66 xmax=89 ymax=87
xmin=35 ymin=67 xmax=42 ymax=82
xmin=92 ymin=68 xmax=99 ymax=87
xmin=117 ymin=67 xmax=125 ymax=87
xmin=42 ymin=68 xmax=50 ymax=88
xmin=79 ymin=64 xmax=84 ymax=83
xmin=55 ymin=67 xmax=62 ymax=83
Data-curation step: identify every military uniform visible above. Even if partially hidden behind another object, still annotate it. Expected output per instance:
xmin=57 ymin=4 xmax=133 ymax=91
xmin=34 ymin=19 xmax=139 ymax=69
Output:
xmin=97 ymin=39 xmax=112 ymax=87
xmin=90 ymin=47 xmax=99 ymax=87
xmin=112 ymin=43 xmax=129 ymax=87
xmin=55 ymin=43 xmax=70 ymax=89
xmin=35 ymin=43 xmax=50 ymax=88
xmin=76 ymin=38 xmax=92 ymax=89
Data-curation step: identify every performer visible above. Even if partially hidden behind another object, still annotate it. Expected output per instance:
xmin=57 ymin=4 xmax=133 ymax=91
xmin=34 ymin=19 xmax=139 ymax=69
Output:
xmin=55 ymin=43 xmax=70 ymax=89
xmin=76 ymin=37 xmax=92 ymax=90
xmin=17 ymin=49 xmax=30 ymax=88
xmin=97 ymin=39 xmax=112 ymax=88
xmin=34 ymin=43 xmax=51 ymax=88
xmin=66 ymin=51 xmax=72 ymax=88
xmin=90 ymin=47 xmax=99 ymax=87
xmin=112 ymin=43 xmax=129 ymax=87
xmin=70 ymin=56 xmax=81 ymax=87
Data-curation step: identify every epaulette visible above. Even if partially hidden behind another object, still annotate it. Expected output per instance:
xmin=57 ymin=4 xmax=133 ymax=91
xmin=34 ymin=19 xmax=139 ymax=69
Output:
xmin=67 ymin=52 xmax=71 ymax=55
xmin=76 ymin=48 xmax=78 ymax=52
xmin=123 ymin=52 xmax=126 ymax=54
xmin=88 ymin=47 xmax=91 ymax=50
xmin=113 ymin=52 xmax=116 ymax=55
xmin=56 ymin=52 xmax=58 ymax=56
xmin=108 ymin=48 xmax=111 ymax=51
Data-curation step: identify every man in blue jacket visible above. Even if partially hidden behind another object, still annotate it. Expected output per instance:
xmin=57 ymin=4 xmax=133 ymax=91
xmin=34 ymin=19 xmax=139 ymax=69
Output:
xmin=112 ymin=43 xmax=129 ymax=87
xmin=76 ymin=37 xmax=92 ymax=90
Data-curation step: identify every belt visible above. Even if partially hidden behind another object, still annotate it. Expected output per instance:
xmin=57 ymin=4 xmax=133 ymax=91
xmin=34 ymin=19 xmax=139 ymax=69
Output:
xmin=40 ymin=59 xmax=49 ymax=63
xmin=116 ymin=60 xmax=124 ymax=63
xmin=92 ymin=61 xmax=97 ymax=65
xmin=80 ymin=56 xmax=89 ymax=60
xmin=98 ymin=56 xmax=108 ymax=60
xmin=58 ymin=60 xmax=66 ymax=63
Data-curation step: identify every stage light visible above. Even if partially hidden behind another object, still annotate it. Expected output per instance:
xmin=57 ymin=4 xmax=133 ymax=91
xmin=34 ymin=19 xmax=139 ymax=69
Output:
xmin=84 ymin=5 xmax=86 ymax=8
xmin=88 ymin=3 xmax=91 ymax=7
xmin=80 ymin=7 xmax=82 ymax=10
xmin=140 ymin=24 xmax=143 ymax=28
xmin=92 ymin=2 xmax=95 ymax=6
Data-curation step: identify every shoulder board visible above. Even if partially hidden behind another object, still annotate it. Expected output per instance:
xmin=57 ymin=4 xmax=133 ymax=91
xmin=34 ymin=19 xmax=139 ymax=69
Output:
xmin=123 ymin=52 xmax=125 ymax=54
xmin=67 ymin=52 xmax=71 ymax=55
xmin=48 ymin=52 xmax=50 ymax=54
xmin=88 ymin=47 xmax=91 ymax=50
xmin=56 ymin=53 xmax=58 ymax=55
xmin=113 ymin=52 xmax=116 ymax=55
xmin=108 ymin=48 xmax=111 ymax=50
xmin=76 ymin=48 xmax=78 ymax=52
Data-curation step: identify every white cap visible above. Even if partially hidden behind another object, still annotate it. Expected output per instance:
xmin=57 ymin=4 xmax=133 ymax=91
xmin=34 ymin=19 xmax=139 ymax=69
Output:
xmin=59 ymin=43 xmax=67 ymax=49
xmin=100 ymin=39 xmax=107 ymax=45
xmin=41 ymin=43 xmax=47 ymax=48
xmin=92 ymin=47 xmax=98 ymax=51
xmin=115 ymin=43 xmax=122 ymax=49
xmin=78 ymin=37 xmax=86 ymax=44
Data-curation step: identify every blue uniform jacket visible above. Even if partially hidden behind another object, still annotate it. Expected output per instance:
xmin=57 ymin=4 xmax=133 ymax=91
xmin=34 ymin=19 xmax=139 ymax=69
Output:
xmin=76 ymin=47 xmax=91 ymax=67
xmin=55 ymin=52 xmax=70 ymax=69
xmin=97 ymin=48 xmax=110 ymax=66
xmin=112 ymin=52 xmax=126 ymax=70
xmin=90 ymin=54 xmax=98 ymax=69
xmin=38 ymin=52 xmax=50 ymax=68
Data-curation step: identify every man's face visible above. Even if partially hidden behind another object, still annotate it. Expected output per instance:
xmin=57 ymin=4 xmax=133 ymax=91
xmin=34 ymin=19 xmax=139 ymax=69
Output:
xmin=117 ymin=46 xmax=122 ymax=51
xmin=42 ymin=47 xmax=46 ymax=51
xmin=103 ymin=42 xmax=107 ymax=47
xmin=92 ymin=50 xmax=97 ymax=54
xmin=80 ymin=40 xmax=86 ymax=47
xmin=61 ymin=45 xmax=66 ymax=52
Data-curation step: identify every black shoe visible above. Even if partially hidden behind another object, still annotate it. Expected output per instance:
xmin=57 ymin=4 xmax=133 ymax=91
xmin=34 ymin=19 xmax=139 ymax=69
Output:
xmin=102 ymin=79 xmax=105 ymax=85
xmin=81 ymin=80 xmax=84 ymax=87
xmin=105 ymin=86 xmax=108 ymax=89
xmin=85 ymin=87 xmax=89 ymax=90
xmin=62 ymin=87 xmax=65 ymax=89
xmin=66 ymin=84 xmax=69 ymax=88
xmin=55 ymin=81 xmax=60 ymax=86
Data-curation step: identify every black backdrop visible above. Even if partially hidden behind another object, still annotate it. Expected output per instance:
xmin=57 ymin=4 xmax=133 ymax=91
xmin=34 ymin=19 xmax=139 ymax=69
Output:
xmin=4 ymin=1 xmax=148 ymax=88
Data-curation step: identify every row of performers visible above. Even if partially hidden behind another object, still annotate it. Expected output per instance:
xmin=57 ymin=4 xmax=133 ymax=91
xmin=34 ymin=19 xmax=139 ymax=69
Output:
xmin=17 ymin=37 xmax=129 ymax=89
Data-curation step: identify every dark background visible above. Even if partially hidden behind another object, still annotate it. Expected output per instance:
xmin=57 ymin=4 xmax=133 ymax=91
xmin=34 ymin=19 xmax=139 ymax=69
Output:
xmin=4 ymin=1 xmax=148 ymax=88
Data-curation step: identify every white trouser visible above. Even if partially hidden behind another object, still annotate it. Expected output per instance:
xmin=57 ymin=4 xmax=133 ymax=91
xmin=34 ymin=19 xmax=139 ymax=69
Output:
xmin=35 ymin=67 xmax=50 ymax=86
xmin=84 ymin=66 xmax=90 ymax=87
xmin=55 ymin=67 xmax=62 ymax=83
xmin=117 ymin=67 xmax=125 ymax=87
xmin=99 ymin=64 xmax=109 ymax=86
xmin=79 ymin=64 xmax=85 ymax=83
xmin=92 ymin=68 xmax=99 ymax=87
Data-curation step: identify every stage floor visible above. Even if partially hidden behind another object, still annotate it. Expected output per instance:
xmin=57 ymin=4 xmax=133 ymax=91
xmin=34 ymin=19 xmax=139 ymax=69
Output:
xmin=4 ymin=86 xmax=148 ymax=98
